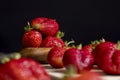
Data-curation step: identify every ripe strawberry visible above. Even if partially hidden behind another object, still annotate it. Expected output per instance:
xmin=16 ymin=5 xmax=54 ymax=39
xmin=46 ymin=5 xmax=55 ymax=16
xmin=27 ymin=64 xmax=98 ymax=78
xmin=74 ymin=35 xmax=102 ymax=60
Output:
xmin=41 ymin=31 xmax=65 ymax=48
xmin=0 ymin=58 xmax=50 ymax=80
xmin=92 ymin=41 xmax=116 ymax=68
xmin=63 ymin=45 xmax=94 ymax=73
xmin=92 ymin=41 xmax=120 ymax=74
xmin=22 ymin=30 xmax=42 ymax=48
xmin=47 ymin=47 xmax=66 ymax=68
xmin=41 ymin=36 xmax=65 ymax=48
xmin=30 ymin=17 xmax=59 ymax=36
xmin=80 ymin=45 xmax=94 ymax=67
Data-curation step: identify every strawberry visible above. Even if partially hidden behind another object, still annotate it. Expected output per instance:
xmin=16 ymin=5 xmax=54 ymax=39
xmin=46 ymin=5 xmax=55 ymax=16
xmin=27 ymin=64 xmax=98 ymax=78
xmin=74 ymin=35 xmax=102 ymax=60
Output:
xmin=92 ymin=41 xmax=120 ymax=74
xmin=41 ymin=36 xmax=65 ymax=48
xmin=22 ymin=30 xmax=42 ymax=48
xmin=0 ymin=58 xmax=50 ymax=80
xmin=63 ymin=44 xmax=94 ymax=73
xmin=30 ymin=17 xmax=59 ymax=36
xmin=47 ymin=47 xmax=66 ymax=68
xmin=92 ymin=41 xmax=116 ymax=68
xmin=41 ymin=31 xmax=65 ymax=48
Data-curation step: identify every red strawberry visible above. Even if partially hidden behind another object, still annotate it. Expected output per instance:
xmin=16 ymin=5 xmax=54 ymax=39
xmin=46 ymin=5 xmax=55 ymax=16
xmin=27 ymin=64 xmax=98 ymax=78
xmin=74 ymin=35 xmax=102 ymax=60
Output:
xmin=47 ymin=47 xmax=66 ymax=68
xmin=63 ymin=45 xmax=94 ymax=73
xmin=22 ymin=30 xmax=42 ymax=48
xmin=41 ymin=31 xmax=65 ymax=48
xmin=80 ymin=45 xmax=94 ymax=67
xmin=0 ymin=58 xmax=50 ymax=80
xmin=92 ymin=41 xmax=120 ymax=74
xmin=41 ymin=36 xmax=65 ymax=48
xmin=92 ymin=41 xmax=116 ymax=68
xmin=30 ymin=17 xmax=59 ymax=36
xmin=112 ymin=50 xmax=120 ymax=66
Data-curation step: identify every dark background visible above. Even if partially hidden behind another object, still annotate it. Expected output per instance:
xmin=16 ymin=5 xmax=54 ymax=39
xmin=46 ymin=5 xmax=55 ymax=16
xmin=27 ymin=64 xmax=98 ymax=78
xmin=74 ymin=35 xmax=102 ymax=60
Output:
xmin=0 ymin=0 xmax=120 ymax=52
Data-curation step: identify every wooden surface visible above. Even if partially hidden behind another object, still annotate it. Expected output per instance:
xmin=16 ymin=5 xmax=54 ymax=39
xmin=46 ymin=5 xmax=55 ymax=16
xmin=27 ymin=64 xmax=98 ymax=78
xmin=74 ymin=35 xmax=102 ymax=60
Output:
xmin=42 ymin=64 xmax=120 ymax=80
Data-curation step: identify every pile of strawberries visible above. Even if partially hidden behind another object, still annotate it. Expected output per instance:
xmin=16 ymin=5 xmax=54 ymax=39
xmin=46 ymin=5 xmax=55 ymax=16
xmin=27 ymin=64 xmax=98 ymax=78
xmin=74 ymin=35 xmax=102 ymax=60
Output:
xmin=21 ymin=17 xmax=66 ymax=65
xmin=22 ymin=17 xmax=60 ymax=48
xmin=23 ymin=17 xmax=120 ymax=74
xmin=0 ymin=17 xmax=120 ymax=80
xmin=21 ymin=17 xmax=120 ymax=75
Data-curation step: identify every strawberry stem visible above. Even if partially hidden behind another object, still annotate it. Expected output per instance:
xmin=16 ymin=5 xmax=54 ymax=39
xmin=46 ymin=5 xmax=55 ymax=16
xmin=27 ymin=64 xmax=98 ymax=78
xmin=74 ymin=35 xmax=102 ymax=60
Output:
xmin=91 ymin=38 xmax=105 ymax=46
xmin=116 ymin=41 xmax=120 ymax=50
xmin=10 ymin=52 xmax=21 ymax=60
xmin=56 ymin=31 xmax=64 ymax=38
xmin=0 ymin=53 xmax=21 ymax=64
xmin=1 ymin=57 xmax=10 ymax=64
xmin=24 ymin=22 xmax=33 ymax=32
xmin=91 ymin=38 xmax=105 ymax=49
xmin=65 ymin=40 xmax=76 ymax=49
xmin=76 ymin=44 xmax=82 ymax=50
xmin=100 ymin=38 xmax=105 ymax=42
xmin=65 ymin=39 xmax=75 ymax=46
xmin=64 ymin=65 xmax=77 ymax=77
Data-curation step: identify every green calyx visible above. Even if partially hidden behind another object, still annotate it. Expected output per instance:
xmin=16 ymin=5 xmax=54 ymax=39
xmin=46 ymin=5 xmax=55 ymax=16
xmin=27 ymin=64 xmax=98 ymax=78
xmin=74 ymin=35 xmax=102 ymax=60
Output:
xmin=76 ymin=44 xmax=82 ymax=50
xmin=1 ymin=57 xmax=10 ymax=64
xmin=56 ymin=31 xmax=64 ymax=38
xmin=116 ymin=41 xmax=120 ymax=50
xmin=90 ymin=38 xmax=105 ymax=49
xmin=24 ymin=22 xmax=33 ymax=32
xmin=65 ymin=39 xmax=75 ymax=47
xmin=10 ymin=52 xmax=21 ymax=60
xmin=0 ymin=52 xmax=21 ymax=64
xmin=65 ymin=39 xmax=82 ymax=50
xmin=65 ymin=39 xmax=76 ymax=49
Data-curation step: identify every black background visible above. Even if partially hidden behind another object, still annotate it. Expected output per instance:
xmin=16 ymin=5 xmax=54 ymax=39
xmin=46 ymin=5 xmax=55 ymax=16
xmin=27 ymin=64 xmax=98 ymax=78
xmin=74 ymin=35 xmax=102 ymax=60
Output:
xmin=0 ymin=0 xmax=120 ymax=52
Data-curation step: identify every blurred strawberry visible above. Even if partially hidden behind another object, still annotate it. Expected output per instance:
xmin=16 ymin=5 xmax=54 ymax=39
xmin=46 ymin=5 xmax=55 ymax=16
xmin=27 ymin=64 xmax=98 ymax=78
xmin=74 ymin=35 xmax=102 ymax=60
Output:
xmin=30 ymin=17 xmax=59 ymax=36
xmin=63 ymin=66 xmax=102 ymax=80
xmin=0 ymin=58 xmax=50 ymax=80
xmin=64 ymin=72 xmax=102 ymax=80
xmin=74 ymin=71 xmax=101 ymax=80
xmin=47 ymin=47 xmax=66 ymax=68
